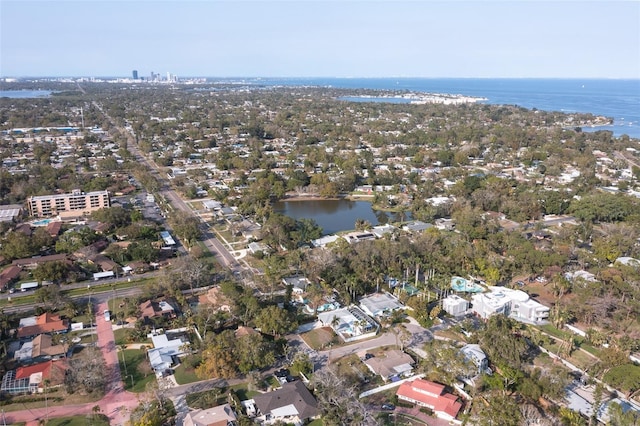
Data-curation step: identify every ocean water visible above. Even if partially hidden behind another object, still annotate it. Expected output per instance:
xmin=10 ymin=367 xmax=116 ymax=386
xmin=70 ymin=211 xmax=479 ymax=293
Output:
xmin=217 ymin=78 xmax=640 ymax=139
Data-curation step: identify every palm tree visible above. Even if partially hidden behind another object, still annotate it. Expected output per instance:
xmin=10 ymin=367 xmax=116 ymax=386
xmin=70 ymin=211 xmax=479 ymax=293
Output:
xmin=44 ymin=378 xmax=51 ymax=423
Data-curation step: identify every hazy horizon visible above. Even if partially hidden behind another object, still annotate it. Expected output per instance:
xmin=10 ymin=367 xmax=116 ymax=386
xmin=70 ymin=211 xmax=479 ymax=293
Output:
xmin=2 ymin=1 xmax=639 ymax=79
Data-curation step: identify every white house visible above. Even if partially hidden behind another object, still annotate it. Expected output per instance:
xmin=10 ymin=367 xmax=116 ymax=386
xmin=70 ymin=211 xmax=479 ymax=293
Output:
xmin=460 ymin=344 xmax=488 ymax=374
xmin=442 ymin=295 xmax=469 ymax=316
xmin=471 ymin=287 xmax=549 ymax=324
xmin=282 ymin=276 xmax=311 ymax=294
xmin=148 ymin=333 xmax=189 ymax=375
xmin=359 ymin=293 xmax=404 ymax=318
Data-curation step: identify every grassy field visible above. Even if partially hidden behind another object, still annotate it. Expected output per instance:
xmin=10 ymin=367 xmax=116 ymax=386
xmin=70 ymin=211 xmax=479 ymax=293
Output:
xmin=186 ymin=388 xmax=228 ymax=409
xmin=173 ymin=363 xmax=200 ymax=385
xmin=119 ymin=348 xmax=156 ymax=392
xmin=230 ymin=383 xmax=260 ymax=401
xmin=300 ymin=327 xmax=338 ymax=351
xmin=46 ymin=414 xmax=110 ymax=426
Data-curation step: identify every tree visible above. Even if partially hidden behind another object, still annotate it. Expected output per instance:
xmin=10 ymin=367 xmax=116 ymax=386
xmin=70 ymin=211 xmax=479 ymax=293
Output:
xmin=196 ymin=341 xmax=237 ymax=380
xmin=475 ymin=394 xmax=522 ymax=426
xmin=34 ymin=284 xmax=68 ymax=310
xmin=478 ymin=315 xmax=529 ymax=368
xmin=311 ymin=367 xmax=377 ymax=426
xmin=559 ymin=407 xmax=587 ymax=426
xmin=32 ymin=261 xmax=70 ymax=283
xmin=235 ymin=333 xmax=276 ymax=374
xmin=64 ymin=346 xmax=107 ymax=396
xmin=291 ymin=352 xmax=314 ymax=377
xmin=254 ymin=305 xmax=297 ymax=338
xmin=170 ymin=215 xmax=201 ymax=247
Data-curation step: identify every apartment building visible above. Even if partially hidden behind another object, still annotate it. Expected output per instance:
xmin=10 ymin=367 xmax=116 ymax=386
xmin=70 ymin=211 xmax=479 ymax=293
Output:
xmin=28 ymin=189 xmax=110 ymax=218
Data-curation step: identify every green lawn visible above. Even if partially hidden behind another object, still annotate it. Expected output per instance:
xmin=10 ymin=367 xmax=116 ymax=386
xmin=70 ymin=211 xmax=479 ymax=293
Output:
xmin=230 ymin=383 xmax=260 ymax=401
xmin=46 ymin=414 xmax=110 ymax=426
xmin=113 ymin=327 xmax=132 ymax=345
xmin=173 ymin=364 xmax=200 ymax=385
xmin=118 ymin=348 xmax=157 ymax=392
xmin=186 ymin=388 xmax=228 ymax=409
xmin=308 ymin=419 xmax=323 ymax=426
xmin=300 ymin=327 xmax=339 ymax=351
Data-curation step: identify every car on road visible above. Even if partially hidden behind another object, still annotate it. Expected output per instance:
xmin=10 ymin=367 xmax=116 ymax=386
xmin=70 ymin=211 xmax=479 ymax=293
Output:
xmin=104 ymin=310 xmax=111 ymax=321
xmin=516 ymin=280 xmax=525 ymax=287
xmin=381 ymin=403 xmax=395 ymax=411
xmin=364 ymin=353 xmax=374 ymax=360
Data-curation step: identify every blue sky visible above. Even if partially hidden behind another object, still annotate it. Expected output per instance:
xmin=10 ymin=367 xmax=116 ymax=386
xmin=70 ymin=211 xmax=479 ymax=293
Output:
xmin=1 ymin=0 xmax=639 ymax=78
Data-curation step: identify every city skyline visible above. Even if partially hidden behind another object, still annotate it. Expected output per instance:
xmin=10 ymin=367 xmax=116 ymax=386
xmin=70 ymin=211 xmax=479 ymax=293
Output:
xmin=1 ymin=0 xmax=639 ymax=79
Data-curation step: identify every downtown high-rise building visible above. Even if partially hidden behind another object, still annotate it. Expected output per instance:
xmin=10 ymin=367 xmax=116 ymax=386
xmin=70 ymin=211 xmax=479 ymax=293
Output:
xmin=132 ymin=70 xmax=138 ymax=79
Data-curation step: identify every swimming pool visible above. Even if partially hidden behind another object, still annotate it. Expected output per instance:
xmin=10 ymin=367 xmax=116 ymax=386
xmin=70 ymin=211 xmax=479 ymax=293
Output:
xmin=32 ymin=218 xmax=56 ymax=226
xmin=451 ymin=276 xmax=485 ymax=293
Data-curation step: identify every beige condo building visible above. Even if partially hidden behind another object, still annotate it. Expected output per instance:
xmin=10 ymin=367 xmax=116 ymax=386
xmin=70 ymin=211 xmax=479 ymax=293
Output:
xmin=28 ymin=189 xmax=110 ymax=218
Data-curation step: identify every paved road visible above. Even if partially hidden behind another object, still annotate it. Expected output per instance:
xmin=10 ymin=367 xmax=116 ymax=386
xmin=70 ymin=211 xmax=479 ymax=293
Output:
xmin=286 ymin=319 xmax=435 ymax=372
xmin=4 ymin=302 xmax=140 ymax=425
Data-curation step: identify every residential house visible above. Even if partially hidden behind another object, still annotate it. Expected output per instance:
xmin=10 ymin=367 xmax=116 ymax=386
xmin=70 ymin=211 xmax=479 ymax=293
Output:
xmin=311 ymin=235 xmax=340 ymax=248
xmin=318 ymin=306 xmax=378 ymax=342
xmin=434 ymin=218 xmax=455 ymax=231
xmin=248 ymin=242 xmax=270 ymax=254
xmin=460 ymin=344 xmax=489 ymax=375
xmin=15 ymin=223 xmax=32 ymax=236
xmin=0 ymin=265 xmax=21 ymax=291
xmin=342 ymin=231 xmax=376 ymax=244
xmin=396 ymin=378 xmax=462 ymax=422
xmin=0 ymin=360 xmax=66 ymax=394
xmin=31 ymin=334 xmax=67 ymax=359
xmin=402 ymin=221 xmax=433 ymax=234
xmin=88 ymin=253 xmax=119 ymax=272
xmin=148 ymin=332 xmax=189 ymax=375
xmin=615 ymin=257 xmax=640 ymax=268
xmin=253 ymin=380 xmax=318 ymax=425
xmin=364 ymin=349 xmax=414 ymax=382
xmin=12 ymin=253 xmax=69 ymax=270
xmin=139 ymin=299 xmax=177 ymax=323
xmin=471 ymin=287 xmax=549 ymax=324
xmin=45 ymin=221 xmax=63 ymax=237
xmin=564 ymin=270 xmax=597 ymax=284
xmin=359 ymin=293 xmax=404 ymax=318
xmin=282 ymin=276 xmax=311 ymax=294
xmin=184 ymin=403 xmax=237 ymax=426
xmin=0 ymin=204 xmax=22 ymax=223
xmin=371 ymin=224 xmax=397 ymax=239
xmin=17 ymin=313 xmax=69 ymax=338
xmin=442 ymin=295 xmax=469 ymax=316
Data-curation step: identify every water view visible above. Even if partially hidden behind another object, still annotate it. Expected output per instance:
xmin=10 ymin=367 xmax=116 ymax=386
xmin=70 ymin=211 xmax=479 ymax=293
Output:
xmin=273 ymin=199 xmax=410 ymax=235
xmin=0 ymin=90 xmax=52 ymax=98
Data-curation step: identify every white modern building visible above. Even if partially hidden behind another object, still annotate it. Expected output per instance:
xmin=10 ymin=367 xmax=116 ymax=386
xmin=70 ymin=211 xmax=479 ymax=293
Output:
xmin=471 ymin=286 xmax=549 ymax=324
xmin=442 ymin=295 xmax=469 ymax=316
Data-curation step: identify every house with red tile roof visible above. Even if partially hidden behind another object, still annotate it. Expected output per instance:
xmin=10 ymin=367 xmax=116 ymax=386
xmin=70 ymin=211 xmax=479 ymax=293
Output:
xmin=17 ymin=312 xmax=69 ymax=338
xmin=1 ymin=360 xmax=66 ymax=394
xmin=396 ymin=378 xmax=462 ymax=423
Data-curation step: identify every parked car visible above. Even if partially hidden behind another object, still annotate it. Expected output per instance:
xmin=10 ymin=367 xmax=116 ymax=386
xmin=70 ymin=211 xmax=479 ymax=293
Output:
xmin=381 ymin=403 xmax=395 ymax=411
